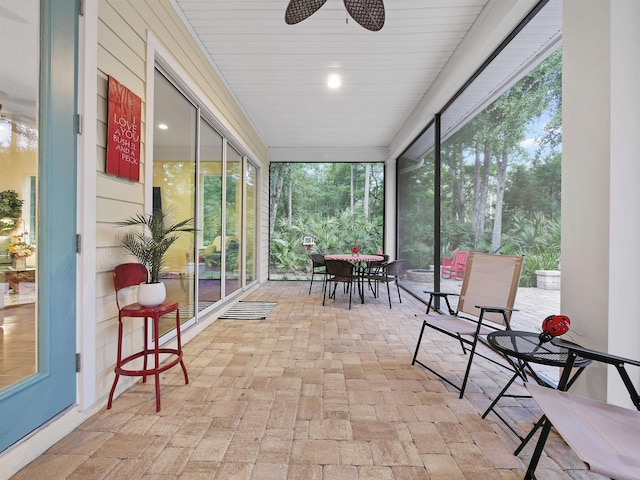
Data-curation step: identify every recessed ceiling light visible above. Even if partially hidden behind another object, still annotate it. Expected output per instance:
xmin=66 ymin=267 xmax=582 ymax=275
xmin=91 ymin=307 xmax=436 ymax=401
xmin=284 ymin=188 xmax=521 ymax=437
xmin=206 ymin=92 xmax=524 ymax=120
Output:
xmin=328 ymin=73 xmax=341 ymax=89
xmin=158 ymin=123 xmax=168 ymax=130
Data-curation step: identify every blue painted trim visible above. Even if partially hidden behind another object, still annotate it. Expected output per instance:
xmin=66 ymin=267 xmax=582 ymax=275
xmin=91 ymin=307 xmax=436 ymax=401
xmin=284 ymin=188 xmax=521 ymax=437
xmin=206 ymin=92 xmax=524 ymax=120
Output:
xmin=0 ymin=0 xmax=78 ymax=452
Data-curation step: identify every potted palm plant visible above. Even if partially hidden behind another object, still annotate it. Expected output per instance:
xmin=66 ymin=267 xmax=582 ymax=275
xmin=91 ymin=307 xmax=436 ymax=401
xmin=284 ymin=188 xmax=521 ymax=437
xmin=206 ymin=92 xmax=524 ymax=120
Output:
xmin=118 ymin=208 xmax=195 ymax=306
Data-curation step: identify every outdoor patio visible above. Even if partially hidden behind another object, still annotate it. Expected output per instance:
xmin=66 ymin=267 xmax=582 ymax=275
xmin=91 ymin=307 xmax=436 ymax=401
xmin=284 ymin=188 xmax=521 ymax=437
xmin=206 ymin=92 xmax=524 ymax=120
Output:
xmin=402 ymin=276 xmax=562 ymax=333
xmin=13 ymin=280 xmax=601 ymax=480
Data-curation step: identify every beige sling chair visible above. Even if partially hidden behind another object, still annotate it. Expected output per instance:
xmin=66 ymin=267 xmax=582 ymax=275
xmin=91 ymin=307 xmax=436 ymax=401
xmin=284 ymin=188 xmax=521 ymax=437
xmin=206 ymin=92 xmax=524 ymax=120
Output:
xmin=412 ymin=252 xmax=524 ymax=398
xmin=525 ymin=340 xmax=640 ymax=480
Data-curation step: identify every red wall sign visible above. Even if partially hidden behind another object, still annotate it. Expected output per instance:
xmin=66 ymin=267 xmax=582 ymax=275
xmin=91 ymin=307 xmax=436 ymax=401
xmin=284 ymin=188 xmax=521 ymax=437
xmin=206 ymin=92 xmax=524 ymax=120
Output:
xmin=106 ymin=76 xmax=141 ymax=181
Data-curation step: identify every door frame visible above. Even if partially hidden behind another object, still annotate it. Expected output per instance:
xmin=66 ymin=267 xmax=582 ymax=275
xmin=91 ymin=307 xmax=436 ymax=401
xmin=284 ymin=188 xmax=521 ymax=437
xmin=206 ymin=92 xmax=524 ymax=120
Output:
xmin=0 ymin=0 xmax=78 ymax=453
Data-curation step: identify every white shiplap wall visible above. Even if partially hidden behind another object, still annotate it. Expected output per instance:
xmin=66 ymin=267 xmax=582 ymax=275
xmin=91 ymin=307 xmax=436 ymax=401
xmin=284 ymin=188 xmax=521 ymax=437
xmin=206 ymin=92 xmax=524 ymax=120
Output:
xmin=95 ymin=0 xmax=268 ymax=399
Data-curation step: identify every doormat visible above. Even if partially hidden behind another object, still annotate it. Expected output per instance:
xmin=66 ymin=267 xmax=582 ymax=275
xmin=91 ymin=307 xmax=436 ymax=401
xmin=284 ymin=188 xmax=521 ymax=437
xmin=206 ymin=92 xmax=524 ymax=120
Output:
xmin=219 ymin=301 xmax=277 ymax=320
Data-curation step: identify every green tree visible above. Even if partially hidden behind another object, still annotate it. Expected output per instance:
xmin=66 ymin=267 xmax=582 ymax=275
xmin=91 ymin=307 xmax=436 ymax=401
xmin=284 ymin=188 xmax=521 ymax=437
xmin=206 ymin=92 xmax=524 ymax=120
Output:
xmin=269 ymin=162 xmax=385 ymax=276
xmin=441 ymin=47 xmax=562 ymax=252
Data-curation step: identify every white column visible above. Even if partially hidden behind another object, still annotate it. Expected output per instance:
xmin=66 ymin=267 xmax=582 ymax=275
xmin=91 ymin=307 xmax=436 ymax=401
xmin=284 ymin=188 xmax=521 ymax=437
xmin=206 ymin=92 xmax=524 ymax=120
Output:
xmin=562 ymin=0 xmax=640 ymax=406
xmin=385 ymin=157 xmax=397 ymax=258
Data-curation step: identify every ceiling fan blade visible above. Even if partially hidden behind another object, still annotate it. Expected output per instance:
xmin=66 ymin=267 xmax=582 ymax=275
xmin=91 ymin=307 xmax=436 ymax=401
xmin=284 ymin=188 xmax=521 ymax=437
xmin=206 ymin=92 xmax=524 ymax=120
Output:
xmin=343 ymin=0 xmax=385 ymax=31
xmin=285 ymin=0 xmax=328 ymax=25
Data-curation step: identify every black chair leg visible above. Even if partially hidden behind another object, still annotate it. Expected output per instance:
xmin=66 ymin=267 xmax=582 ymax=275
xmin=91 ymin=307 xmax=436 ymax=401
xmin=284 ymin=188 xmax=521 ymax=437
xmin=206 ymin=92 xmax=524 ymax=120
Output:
xmin=412 ymin=321 xmax=428 ymax=364
xmin=386 ymin=279 xmax=391 ymax=308
xmin=524 ymin=416 xmax=553 ymax=479
xmin=322 ymin=279 xmax=330 ymax=305
xmin=458 ymin=338 xmax=478 ymax=399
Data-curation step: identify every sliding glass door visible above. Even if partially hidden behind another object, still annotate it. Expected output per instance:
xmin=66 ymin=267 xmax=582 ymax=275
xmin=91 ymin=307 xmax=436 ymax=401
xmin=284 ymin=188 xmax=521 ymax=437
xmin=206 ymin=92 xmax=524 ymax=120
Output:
xmin=245 ymin=163 xmax=257 ymax=283
xmin=152 ymin=68 xmax=258 ymax=330
xmin=198 ymin=120 xmax=223 ymax=309
xmin=224 ymin=146 xmax=242 ymax=296
xmin=153 ymin=71 xmax=197 ymax=328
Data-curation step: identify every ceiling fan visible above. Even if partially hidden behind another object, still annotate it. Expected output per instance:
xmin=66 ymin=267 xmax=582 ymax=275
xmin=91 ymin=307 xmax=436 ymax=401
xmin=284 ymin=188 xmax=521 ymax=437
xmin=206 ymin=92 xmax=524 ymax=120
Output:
xmin=285 ymin=0 xmax=385 ymax=32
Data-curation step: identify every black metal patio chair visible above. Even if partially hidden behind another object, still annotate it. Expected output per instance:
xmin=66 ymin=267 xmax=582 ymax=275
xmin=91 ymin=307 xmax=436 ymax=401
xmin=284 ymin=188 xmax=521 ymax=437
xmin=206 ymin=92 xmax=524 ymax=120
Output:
xmin=363 ymin=259 xmax=403 ymax=308
xmin=323 ymin=259 xmax=359 ymax=310
xmin=524 ymin=340 xmax=640 ymax=480
xmin=412 ymin=252 xmax=524 ymax=398
xmin=308 ymin=253 xmax=326 ymax=294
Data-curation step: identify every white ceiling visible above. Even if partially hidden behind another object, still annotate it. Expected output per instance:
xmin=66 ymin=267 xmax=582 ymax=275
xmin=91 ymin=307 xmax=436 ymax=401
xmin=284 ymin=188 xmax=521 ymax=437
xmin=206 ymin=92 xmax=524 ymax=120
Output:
xmin=1 ymin=1 xmax=554 ymax=161
xmin=0 ymin=3 xmax=39 ymax=127
xmin=172 ymin=0 xmax=496 ymax=151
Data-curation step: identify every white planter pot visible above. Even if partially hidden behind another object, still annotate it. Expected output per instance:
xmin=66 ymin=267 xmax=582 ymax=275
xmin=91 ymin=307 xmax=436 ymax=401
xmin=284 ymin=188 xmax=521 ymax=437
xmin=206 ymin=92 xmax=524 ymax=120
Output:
xmin=535 ymin=270 xmax=561 ymax=290
xmin=13 ymin=257 xmax=27 ymax=270
xmin=137 ymin=282 xmax=166 ymax=307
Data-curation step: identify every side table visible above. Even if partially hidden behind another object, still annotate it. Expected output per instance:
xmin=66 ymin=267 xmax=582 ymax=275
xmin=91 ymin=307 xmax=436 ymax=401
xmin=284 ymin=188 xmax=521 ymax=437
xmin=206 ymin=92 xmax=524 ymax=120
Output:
xmin=5 ymin=268 xmax=36 ymax=294
xmin=484 ymin=330 xmax=591 ymax=454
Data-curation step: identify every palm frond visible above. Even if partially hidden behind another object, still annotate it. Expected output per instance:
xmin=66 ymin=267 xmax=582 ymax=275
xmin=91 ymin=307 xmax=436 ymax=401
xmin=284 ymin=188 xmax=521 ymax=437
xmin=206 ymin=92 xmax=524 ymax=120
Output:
xmin=117 ymin=208 xmax=195 ymax=283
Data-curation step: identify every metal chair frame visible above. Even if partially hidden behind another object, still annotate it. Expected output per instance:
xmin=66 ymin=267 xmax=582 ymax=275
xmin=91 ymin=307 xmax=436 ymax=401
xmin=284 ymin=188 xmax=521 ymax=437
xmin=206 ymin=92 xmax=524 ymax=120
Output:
xmin=323 ymin=259 xmax=360 ymax=310
xmin=412 ymin=253 xmax=523 ymax=398
xmin=525 ymin=340 xmax=640 ymax=479
xmin=364 ymin=259 xmax=403 ymax=308
xmin=108 ymin=263 xmax=189 ymax=411
xmin=308 ymin=253 xmax=326 ymax=294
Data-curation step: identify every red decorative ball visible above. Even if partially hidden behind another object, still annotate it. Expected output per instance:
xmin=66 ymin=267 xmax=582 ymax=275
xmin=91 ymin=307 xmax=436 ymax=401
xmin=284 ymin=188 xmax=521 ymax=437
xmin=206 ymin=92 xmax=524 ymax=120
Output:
xmin=542 ymin=315 xmax=571 ymax=337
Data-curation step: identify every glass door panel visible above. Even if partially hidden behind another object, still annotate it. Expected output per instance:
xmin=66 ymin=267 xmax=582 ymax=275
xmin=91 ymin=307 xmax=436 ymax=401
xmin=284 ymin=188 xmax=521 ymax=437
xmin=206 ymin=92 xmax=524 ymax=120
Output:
xmin=397 ymin=138 xmax=436 ymax=302
xmin=245 ymin=162 xmax=257 ymax=283
xmin=225 ymin=146 xmax=242 ymax=295
xmin=153 ymin=70 xmax=197 ymax=331
xmin=198 ymin=120 xmax=223 ymax=309
xmin=0 ymin=1 xmax=39 ymax=392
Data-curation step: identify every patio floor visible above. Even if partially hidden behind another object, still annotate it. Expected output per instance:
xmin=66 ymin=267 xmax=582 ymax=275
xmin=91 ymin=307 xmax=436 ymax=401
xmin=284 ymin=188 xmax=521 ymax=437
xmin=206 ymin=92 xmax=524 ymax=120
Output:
xmin=13 ymin=280 xmax=604 ymax=479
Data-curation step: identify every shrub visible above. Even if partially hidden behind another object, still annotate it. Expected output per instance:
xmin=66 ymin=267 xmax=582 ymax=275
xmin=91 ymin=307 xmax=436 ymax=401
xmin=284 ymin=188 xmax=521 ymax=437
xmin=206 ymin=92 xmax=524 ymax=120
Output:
xmin=521 ymin=252 xmax=559 ymax=287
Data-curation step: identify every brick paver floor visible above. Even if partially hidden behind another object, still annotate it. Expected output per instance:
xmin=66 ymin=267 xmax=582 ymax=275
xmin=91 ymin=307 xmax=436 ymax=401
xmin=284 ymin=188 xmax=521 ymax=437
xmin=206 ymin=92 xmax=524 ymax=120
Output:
xmin=12 ymin=281 xmax=603 ymax=479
